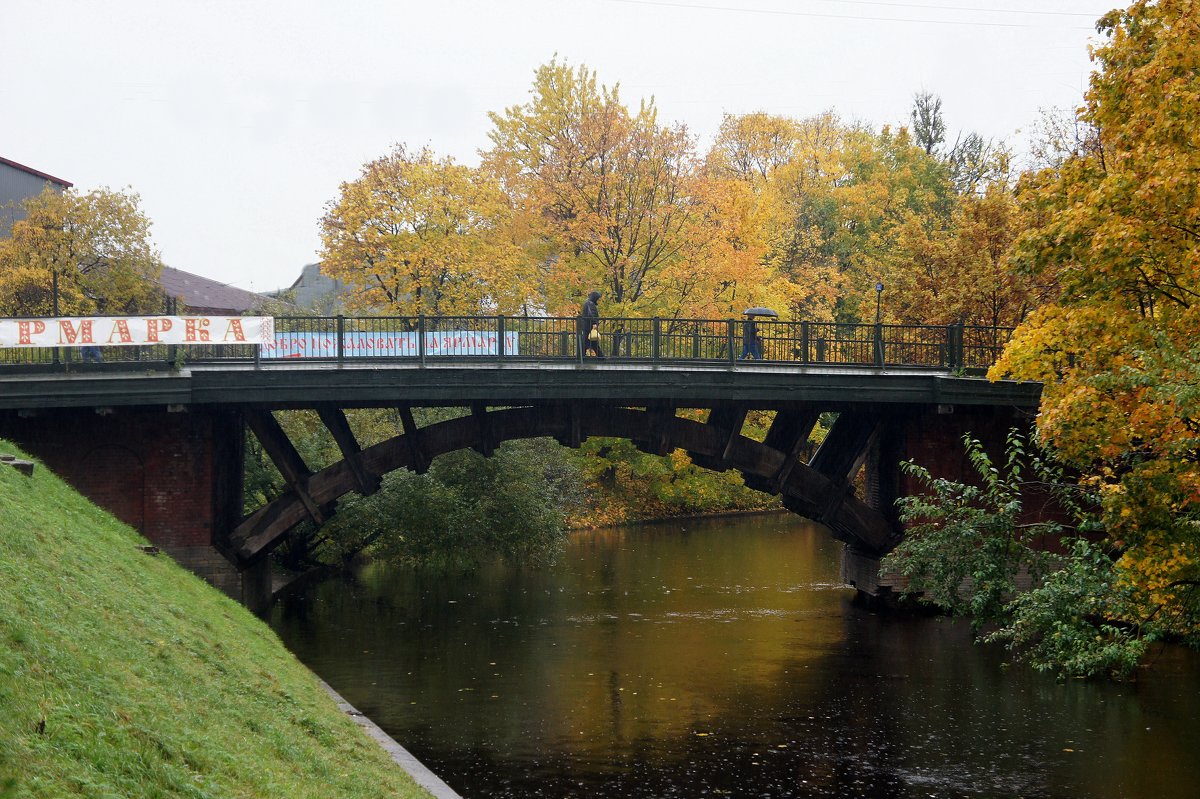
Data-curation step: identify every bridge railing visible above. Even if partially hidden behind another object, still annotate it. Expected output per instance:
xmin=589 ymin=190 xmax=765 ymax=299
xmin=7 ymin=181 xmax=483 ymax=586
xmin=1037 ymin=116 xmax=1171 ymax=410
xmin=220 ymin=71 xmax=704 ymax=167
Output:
xmin=0 ymin=314 xmax=1012 ymax=372
xmin=0 ymin=342 xmax=177 ymax=366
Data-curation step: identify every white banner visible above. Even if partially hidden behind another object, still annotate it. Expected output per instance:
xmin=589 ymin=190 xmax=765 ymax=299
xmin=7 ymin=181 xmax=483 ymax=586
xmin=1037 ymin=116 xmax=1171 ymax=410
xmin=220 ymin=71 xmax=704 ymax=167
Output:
xmin=0 ymin=316 xmax=275 ymax=348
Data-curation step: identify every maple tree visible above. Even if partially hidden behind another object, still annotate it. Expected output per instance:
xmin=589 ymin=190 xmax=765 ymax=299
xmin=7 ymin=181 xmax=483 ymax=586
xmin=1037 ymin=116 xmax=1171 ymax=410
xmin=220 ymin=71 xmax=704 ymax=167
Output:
xmin=991 ymin=0 xmax=1200 ymax=646
xmin=660 ymin=174 xmax=779 ymax=319
xmin=0 ymin=186 xmax=164 ymax=316
xmin=703 ymin=112 xmax=841 ymax=318
xmin=739 ymin=113 xmax=860 ymax=321
xmin=319 ymin=145 xmax=538 ymax=316
xmin=939 ymin=185 xmax=1038 ymax=328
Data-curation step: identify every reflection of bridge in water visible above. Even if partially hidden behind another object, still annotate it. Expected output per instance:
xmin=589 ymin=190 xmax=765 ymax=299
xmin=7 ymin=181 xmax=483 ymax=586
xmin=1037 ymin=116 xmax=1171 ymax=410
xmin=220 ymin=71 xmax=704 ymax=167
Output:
xmin=0 ymin=315 xmax=1040 ymax=611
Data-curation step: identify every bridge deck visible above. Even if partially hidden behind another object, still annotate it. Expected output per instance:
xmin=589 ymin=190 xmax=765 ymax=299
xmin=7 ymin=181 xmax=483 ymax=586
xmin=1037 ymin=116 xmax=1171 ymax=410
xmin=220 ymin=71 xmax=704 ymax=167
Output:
xmin=0 ymin=360 xmax=1041 ymax=411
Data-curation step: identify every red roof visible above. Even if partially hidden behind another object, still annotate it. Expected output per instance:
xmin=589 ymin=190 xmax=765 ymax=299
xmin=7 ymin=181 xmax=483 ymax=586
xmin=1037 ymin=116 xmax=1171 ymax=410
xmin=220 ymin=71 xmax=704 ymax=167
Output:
xmin=0 ymin=156 xmax=72 ymax=188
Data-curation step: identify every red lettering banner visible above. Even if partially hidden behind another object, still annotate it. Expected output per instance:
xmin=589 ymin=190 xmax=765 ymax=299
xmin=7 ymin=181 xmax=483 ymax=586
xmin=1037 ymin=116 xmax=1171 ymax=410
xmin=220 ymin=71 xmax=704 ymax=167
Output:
xmin=0 ymin=316 xmax=275 ymax=348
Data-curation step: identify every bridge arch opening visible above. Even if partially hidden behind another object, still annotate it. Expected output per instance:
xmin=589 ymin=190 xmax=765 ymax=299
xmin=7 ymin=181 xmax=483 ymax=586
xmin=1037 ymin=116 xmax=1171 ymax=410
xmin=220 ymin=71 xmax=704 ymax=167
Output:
xmin=230 ymin=405 xmax=898 ymax=569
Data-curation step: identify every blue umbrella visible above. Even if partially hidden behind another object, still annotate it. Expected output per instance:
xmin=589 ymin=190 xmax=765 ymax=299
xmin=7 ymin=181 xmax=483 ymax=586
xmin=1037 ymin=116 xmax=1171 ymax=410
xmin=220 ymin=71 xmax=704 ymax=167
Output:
xmin=742 ymin=307 xmax=778 ymax=317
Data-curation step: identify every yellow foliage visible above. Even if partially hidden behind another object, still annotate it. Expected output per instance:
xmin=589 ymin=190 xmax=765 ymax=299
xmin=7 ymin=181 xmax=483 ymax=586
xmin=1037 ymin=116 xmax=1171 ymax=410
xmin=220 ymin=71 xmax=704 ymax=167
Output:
xmin=485 ymin=60 xmax=790 ymax=320
xmin=319 ymin=145 xmax=539 ymax=315
xmin=993 ymin=0 xmax=1200 ymax=639
xmin=0 ymin=186 xmax=164 ymax=316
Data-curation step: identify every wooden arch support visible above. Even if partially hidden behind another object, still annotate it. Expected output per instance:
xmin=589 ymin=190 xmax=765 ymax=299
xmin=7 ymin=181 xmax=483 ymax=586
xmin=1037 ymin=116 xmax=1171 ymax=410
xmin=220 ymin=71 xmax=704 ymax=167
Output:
xmin=243 ymin=409 xmax=327 ymax=527
xmin=316 ymin=405 xmax=381 ymax=498
xmin=226 ymin=405 xmax=897 ymax=566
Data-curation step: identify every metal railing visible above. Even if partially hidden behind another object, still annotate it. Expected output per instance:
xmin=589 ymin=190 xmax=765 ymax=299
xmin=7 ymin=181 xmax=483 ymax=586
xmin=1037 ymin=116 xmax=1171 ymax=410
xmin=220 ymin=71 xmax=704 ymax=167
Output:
xmin=0 ymin=315 xmax=1012 ymax=372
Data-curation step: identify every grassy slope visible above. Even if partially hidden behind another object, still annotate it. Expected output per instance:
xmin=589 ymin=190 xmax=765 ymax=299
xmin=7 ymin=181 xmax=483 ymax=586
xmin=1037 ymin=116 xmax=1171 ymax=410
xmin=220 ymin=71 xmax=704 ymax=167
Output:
xmin=0 ymin=440 xmax=431 ymax=799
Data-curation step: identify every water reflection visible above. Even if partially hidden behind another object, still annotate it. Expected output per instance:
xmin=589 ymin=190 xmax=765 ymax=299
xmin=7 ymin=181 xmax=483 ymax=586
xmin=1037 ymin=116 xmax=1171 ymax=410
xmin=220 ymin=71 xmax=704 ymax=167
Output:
xmin=271 ymin=514 xmax=1200 ymax=798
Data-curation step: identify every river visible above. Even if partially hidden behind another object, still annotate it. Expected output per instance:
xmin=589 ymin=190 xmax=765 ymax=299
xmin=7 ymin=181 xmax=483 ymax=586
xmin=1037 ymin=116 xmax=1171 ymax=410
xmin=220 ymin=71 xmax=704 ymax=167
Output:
xmin=270 ymin=513 xmax=1200 ymax=798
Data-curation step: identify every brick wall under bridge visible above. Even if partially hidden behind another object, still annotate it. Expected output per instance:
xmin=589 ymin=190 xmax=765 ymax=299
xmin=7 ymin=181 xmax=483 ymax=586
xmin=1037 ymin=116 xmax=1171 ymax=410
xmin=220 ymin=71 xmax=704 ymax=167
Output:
xmin=847 ymin=402 xmax=1040 ymax=597
xmin=1 ymin=395 xmax=1040 ymax=612
xmin=0 ymin=406 xmax=251 ymax=601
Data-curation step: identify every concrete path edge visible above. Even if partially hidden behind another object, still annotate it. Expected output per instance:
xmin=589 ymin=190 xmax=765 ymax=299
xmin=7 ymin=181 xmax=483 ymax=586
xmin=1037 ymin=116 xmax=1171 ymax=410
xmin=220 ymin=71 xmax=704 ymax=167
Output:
xmin=319 ymin=679 xmax=463 ymax=799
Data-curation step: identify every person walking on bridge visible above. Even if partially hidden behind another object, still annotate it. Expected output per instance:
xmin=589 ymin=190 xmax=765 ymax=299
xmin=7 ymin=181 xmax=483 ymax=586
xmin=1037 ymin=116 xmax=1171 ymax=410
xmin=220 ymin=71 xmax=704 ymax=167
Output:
xmin=579 ymin=290 xmax=605 ymax=358
xmin=740 ymin=318 xmax=762 ymax=360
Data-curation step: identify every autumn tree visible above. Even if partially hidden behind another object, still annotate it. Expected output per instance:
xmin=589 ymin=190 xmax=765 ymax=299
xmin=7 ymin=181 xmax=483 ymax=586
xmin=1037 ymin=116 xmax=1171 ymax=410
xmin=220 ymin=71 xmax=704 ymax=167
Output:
xmin=876 ymin=182 xmax=1042 ymax=328
xmin=744 ymin=114 xmax=858 ymax=320
xmin=665 ymin=174 xmax=779 ymax=319
xmin=844 ymin=94 xmax=1023 ymax=326
xmin=485 ymin=59 xmax=775 ymax=320
xmin=991 ymin=0 xmax=1200 ymax=649
xmin=702 ymin=112 xmax=844 ymax=316
xmin=705 ymin=112 xmax=801 ymax=185
xmin=706 ymin=106 xmax=1015 ymax=326
xmin=761 ymin=119 xmax=960 ymax=322
xmin=319 ymin=145 xmax=538 ymax=316
xmin=910 ymin=91 xmax=1008 ymax=195
xmin=0 ymin=186 xmax=164 ymax=316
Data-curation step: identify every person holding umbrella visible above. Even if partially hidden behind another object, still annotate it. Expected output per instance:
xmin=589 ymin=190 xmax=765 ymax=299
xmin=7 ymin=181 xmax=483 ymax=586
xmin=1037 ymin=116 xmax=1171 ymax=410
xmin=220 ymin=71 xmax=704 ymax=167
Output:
xmin=579 ymin=290 xmax=605 ymax=358
xmin=740 ymin=307 xmax=776 ymax=360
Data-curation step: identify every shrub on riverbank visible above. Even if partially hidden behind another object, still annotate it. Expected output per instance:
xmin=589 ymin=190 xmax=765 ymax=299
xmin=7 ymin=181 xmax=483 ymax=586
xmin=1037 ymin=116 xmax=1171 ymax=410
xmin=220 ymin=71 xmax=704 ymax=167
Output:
xmin=0 ymin=439 xmax=431 ymax=798
xmin=567 ymin=436 xmax=780 ymax=528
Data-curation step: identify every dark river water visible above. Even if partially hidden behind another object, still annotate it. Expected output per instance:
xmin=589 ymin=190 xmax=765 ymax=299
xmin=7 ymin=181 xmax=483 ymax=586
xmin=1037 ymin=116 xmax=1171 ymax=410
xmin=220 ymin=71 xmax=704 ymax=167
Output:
xmin=270 ymin=514 xmax=1200 ymax=799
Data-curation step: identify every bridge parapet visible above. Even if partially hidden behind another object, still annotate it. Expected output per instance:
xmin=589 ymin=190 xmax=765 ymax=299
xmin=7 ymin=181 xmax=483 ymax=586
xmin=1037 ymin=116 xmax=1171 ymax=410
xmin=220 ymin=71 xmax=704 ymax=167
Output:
xmin=1 ymin=314 xmax=1012 ymax=373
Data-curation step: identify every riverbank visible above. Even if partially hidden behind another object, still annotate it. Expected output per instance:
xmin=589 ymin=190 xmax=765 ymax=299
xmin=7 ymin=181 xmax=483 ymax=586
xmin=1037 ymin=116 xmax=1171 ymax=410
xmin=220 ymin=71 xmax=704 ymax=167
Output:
xmin=567 ymin=505 xmax=785 ymax=532
xmin=0 ymin=439 xmax=436 ymax=798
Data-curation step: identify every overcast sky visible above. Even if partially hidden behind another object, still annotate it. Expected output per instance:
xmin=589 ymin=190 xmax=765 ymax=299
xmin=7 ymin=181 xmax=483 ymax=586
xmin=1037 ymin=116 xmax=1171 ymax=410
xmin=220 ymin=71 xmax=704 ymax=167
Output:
xmin=3 ymin=0 xmax=1113 ymax=294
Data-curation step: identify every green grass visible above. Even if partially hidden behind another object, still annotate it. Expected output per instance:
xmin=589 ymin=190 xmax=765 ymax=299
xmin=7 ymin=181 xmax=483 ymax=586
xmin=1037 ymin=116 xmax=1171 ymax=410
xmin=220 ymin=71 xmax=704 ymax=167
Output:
xmin=0 ymin=439 xmax=432 ymax=798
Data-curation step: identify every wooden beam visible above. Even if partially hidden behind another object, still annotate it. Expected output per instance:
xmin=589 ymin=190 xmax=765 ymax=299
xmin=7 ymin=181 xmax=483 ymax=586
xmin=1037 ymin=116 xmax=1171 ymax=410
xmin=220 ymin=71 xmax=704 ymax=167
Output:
xmin=743 ymin=408 xmax=819 ymax=494
xmin=397 ymin=405 xmax=430 ymax=474
xmin=632 ymin=406 xmax=676 ymax=456
xmin=555 ymin=404 xmax=582 ymax=448
xmin=230 ymin=492 xmax=308 ymax=562
xmin=652 ymin=406 xmax=675 ymax=456
xmin=472 ymin=402 xmax=495 ymax=457
xmin=809 ymin=411 xmax=879 ymax=483
xmin=778 ymin=470 xmax=895 ymax=554
xmin=687 ymin=405 xmax=746 ymax=471
xmin=317 ymin=405 xmax=381 ymax=497
xmin=243 ymin=408 xmax=326 ymax=525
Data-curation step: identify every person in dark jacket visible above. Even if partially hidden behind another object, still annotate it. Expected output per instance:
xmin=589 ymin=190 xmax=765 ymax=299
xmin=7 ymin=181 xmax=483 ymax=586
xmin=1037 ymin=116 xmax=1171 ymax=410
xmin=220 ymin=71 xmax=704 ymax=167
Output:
xmin=579 ymin=290 xmax=605 ymax=358
xmin=740 ymin=318 xmax=762 ymax=359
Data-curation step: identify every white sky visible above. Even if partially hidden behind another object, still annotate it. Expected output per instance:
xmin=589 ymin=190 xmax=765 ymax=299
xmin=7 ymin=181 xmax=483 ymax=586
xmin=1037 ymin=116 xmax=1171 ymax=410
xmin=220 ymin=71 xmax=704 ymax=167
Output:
xmin=2 ymin=0 xmax=1112 ymax=294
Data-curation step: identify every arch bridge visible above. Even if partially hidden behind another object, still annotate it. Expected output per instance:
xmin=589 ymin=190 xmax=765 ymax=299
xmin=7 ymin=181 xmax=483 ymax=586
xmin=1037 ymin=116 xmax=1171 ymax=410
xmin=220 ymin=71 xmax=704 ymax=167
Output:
xmin=0 ymin=314 xmax=1040 ymax=610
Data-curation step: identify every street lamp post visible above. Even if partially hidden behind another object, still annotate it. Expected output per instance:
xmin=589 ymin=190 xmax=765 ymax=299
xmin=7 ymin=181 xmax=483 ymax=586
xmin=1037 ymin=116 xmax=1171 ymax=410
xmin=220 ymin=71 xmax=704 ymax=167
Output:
xmin=873 ymin=282 xmax=885 ymax=367
xmin=51 ymin=267 xmax=60 ymax=364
